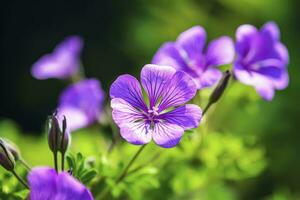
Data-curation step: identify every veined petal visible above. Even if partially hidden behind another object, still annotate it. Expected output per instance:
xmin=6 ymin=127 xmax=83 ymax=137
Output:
xmin=110 ymin=74 xmax=147 ymax=111
xmin=262 ymin=21 xmax=280 ymax=41
xmin=111 ymin=98 xmax=151 ymax=145
xmin=120 ymin=121 xmax=152 ymax=145
xmin=111 ymin=98 xmax=145 ymax=127
xmin=158 ymin=104 xmax=202 ymax=130
xmin=56 ymin=172 xmax=93 ymax=200
xmin=152 ymin=42 xmax=190 ymax=71
xmin=152 ymin=122 xmax=184 ymax=148
xmin=206 ymin=36 xmax=235 ymax=67
xmin=28 ymin=167 xmax=57 ymax=200
xmin=158 ymin=71 xmax=197 ymax=111
xmin=141 ymin=64 xmax=176 ymax=107
xmin=176 ymin=26 xmax=206 ymax=60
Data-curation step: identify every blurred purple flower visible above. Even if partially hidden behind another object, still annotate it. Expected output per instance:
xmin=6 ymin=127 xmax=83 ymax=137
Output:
xmin=110 ymin=64 xmax=202 ymax=148
xmin=58 ymin=79 xmax=105 ymax=131
xmin=28 ymin=167 xmax=93 ymax=200
xmin=31 ymin=36 xmax=83 ymax=80
xmin=152 ymin=26 xmax=234 ymax=89
xmin=233 ymin=22 xmax=289 ymax=100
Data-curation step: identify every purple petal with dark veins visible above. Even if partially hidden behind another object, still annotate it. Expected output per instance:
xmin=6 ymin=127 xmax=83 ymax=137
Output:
xmin=110 ymin=74 xmax=147 ymax=111
xmin=158 ymin=104 xmax=202 ymax=130
xmin=158 ymin=71 xmax=197 ymax=111
xmin=141 ymin=64 xmax=176 ymax=107
xmin=152 ymin=122 xmax=184 ymax=148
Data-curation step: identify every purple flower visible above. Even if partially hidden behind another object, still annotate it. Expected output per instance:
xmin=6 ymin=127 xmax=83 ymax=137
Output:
xmin=233 ymin=22 xmax=289 ymax=100
xmin=110 ymin=64 xmax=202 ymax=148
xmin=31 ymin=36 xmax=83 ymax=80
xmin=152 ymin=26 xmax=234 ymax=89
xmin=58 ymin=79 xmax=105 ymax=131
xmin=28 ymin=167 xmax=93 ymax=200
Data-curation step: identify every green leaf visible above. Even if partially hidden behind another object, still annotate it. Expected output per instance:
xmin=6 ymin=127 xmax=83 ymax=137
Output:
xmin=80 ymin=170 xmax=98 ymax=184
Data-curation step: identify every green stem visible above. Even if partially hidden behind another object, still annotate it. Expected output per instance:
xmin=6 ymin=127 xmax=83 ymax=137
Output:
xmin=116 ymin=145 xmax=146 ymax=183
xmin=96 ymin=145 xmax=147 ymax=200
xmin=11 ymin=170 xmax=29 ymax=189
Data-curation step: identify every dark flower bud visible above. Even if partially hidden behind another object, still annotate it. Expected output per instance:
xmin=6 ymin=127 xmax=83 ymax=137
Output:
xmin=48 ymin=112 xmax=62 ymax=153
xmin=48 ymin=112 xmax=71 ymax=154
xmin=60 ymin=116 xmax=70 ymax=155
xmin=3 ymin=139 xmax=21 ymax=161
xmin=0 ymin=138 xmax=16 ymax=171
xmin=209 ymin=70 xmax=231 ymax=104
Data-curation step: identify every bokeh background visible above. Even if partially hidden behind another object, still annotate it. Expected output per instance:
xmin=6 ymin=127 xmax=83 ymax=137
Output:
xmin=1 ymin=0 xmax=300 ymax=199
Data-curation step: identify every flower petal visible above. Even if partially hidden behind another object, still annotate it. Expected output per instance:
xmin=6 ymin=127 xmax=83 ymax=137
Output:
xmin=197 ymin=68 xmax=222 ymax=89
xmin=176 ymin=26 xmax=206 ymax=61
xmin=31 ymin=36 xmax=82 ymax=80
xmin=141 ymin=64 xmax=176 ymax=107
xmin=262 ymin=21 xmax=280 ymax=41
xmin=111 ymin=98 xmax=151 ymax=145
xmin=152 ymin=42 xmax=190 ymax=71
xmin=119 ymin=122 xmax=152 ymax=145
xmin=110 ymin=74 xmax=147 ymax=111
xmin=234 ymin=63 xmax=275 ymax=100
xmin=158 ymin=71 xmax=197 ymax=111
xmin=59 ymin=79 xmax=104 ymax=128
xmin=28 ymin=167 xmax=57 ymax=200
xmin=152 ymin=122 xmax=184 ymax=148
xmin=235 ymin=24 xmax=258 ymax=57
xmin=111 ymin=98 xmax=145 ymax=127
xmin=255 ymin=82 xmax=275 ymax=101
xmin=56 ymin=172 xmax=94 ymax=200
xmin=57 ymin=106 xmax=89 ymax=131
xmin=275 ymin=42 xmax=289 ymax=64
xmin=206 ymin=36 xmax=235 ymax=67
xmin=158 ymin=104 xmax=202 ymax=130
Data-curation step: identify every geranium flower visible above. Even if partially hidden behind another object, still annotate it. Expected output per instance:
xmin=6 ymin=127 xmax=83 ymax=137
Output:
xmin=58 ymin=79 xmax=105 ymax=131
xmin=152 ymin=26 xmax=234 ymax=89
xmin=31 ymin=36 xmax=83 ymax=80
xmin=28 ymin=167 xmax=93 ymax=200
xmin=110 ymin=64 xmax=202 ymax=148
xmin=233 ymin=22 xmax=289 ymax=100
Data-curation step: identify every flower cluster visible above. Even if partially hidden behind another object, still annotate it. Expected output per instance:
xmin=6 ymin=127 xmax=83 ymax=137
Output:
xmin=0 ymin=21 xmax=288 ymax=199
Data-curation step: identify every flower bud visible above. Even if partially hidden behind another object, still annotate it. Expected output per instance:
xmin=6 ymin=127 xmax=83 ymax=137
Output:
xmin=48 ymin=112 xmax=61 ymax=153
xmin=209 ymin=70 xmax=231 ymax=104
xmin=4 ymin=139 xmax=21 ymax=161
xmin=60 ymin=116 xmax=70 ymax=154
xmin=0 ymin=138 xmax=16 ymax=171
xmin=48 ymin=112 xmax=71 ymax=154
